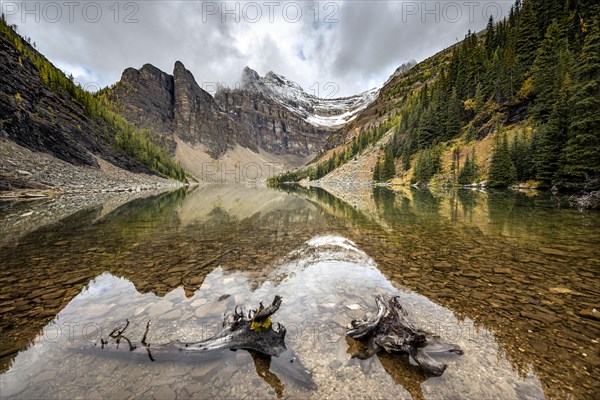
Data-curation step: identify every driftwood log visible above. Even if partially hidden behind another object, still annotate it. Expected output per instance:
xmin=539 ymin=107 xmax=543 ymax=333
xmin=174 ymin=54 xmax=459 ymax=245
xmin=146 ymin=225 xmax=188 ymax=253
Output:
xmin=96 ymin=295 xmax=316 ymax=392
xmin=347 ymin=295 xmax=463 ymax=375
xmin=101 ymin=295 xmax=286 ymax=359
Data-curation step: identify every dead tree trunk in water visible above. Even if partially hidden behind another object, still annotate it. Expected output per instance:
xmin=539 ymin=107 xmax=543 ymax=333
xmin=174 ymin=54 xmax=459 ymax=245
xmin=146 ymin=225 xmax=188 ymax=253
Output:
xmin=98 ymin=295 xmax=316 ymax=393
xmin=102 ymin=295 xmax=287 ymax=360
xmin=347 ymin=295 xmax=463 ymax=376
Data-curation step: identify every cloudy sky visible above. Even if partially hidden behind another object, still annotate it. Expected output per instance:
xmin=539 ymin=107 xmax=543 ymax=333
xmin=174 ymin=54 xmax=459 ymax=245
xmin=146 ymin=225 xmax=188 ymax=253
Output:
xmin=4 ymin=1 xmax=511 ymax=97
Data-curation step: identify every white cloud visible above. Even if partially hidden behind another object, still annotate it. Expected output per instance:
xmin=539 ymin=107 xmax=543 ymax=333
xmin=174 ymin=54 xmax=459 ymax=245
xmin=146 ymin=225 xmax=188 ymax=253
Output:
xmin=3 ymin=0 xmax=511 ymax=97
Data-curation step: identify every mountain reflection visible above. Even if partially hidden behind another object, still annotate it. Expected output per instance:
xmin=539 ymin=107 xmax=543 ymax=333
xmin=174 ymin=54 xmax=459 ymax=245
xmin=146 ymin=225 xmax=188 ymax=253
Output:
xmin=1 ymin=185 xmax=598 ymax=399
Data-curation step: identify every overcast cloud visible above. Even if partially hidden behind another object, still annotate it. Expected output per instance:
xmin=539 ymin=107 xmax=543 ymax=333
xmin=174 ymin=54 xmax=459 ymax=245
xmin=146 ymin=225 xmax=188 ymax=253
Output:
xmin=3 ymin=1 xmax=511 ymax=97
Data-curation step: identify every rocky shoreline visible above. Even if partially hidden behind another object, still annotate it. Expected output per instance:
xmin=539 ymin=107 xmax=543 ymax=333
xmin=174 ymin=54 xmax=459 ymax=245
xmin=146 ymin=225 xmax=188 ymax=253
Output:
xmin=0 ymin=188 xmax=185 ymax=249
xmin=0 ymin=138 xmax=189 ymax=247
xmin=0 ymin=139 xmax=184 ymax=197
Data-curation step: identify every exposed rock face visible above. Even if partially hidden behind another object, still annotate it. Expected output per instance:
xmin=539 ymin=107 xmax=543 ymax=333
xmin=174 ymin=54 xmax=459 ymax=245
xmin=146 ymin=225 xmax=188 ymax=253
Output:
xmin=0 ymin=35 xmax=149 ymax=174
xmin=234 ymin=67 xmax=379 ymax=128
xmin=214 ymin=66 xmax=379 ymax=156
xmin=108 ymin=63 xmax=383 ymax=180
xmin=109 ymin=64 xmax=334 ymax=166
xmin=172 ymin=61 xmax=255 ymax=158
xmin=113 ymin=64 xmax=176 ymax=154
xmin=110 ymin=61 xmax=253 ymax=159
xmin=214 ymin=87 xmax=325 ymax=157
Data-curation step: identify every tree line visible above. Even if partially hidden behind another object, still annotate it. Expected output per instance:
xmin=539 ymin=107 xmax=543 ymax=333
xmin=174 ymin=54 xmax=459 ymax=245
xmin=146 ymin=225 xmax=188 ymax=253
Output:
xmin=268 ymin=122 xmax=391 ymax=185
xmin=272 ymin=1 xmax=599 ymax=190
xmin=388 ymin=0 xmax=599 ymax=189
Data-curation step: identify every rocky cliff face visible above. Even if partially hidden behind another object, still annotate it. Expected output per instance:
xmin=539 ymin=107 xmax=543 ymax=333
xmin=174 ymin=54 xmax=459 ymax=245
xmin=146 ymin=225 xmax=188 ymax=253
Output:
xmin=172 ymin=61 xmax=256 ymax=157
xmin=109 ymin=61 xmax=254 ymax=159
xmin=108 ymin=63 xmax=383 ymax=180
xmin=230 ymin=67 xmax=379 ymax=128
xmin=214 ymin=85 xmax=326 ymax=157
xmin=109 ymin=63 xmax=334 ymax=162
xmin=112 ymin=64 xmax=176 ymax=154
xmin=216 ymin=89 xmax=317 ymax=156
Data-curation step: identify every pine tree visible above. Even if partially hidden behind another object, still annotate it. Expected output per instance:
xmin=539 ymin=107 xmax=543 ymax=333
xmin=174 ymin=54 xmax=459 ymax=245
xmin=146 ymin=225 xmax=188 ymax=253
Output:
xmin=511 ymin=130 xmax=528 ymax=181
xmin=516 ymin=0 xmax=540 ymax=74
xmin=411 ymin=153 xmax=427 ymax=184
xmin=445 ymin=88 xmax=462 ymax=139
xmin=500 ymin=36 xmax=519 ymax=100
xmin=488 ymin=133 xmax=517 ymax=187
xmin=533 ymin=0 xmax=563 ymax=36
xmin=372 ymin=159 xmax=382 ymax=182
xmin=484 ymin=48 xmax=503 ymax=102
xmin=560 ymin=12 xmax=600 ymax=189
xmin=411 ymin=147 xmax=441 ymax=184
xmin=416 ymin=109 xmax=436 ymax=149
xmin=458 ymin=148 xmax=479 ymax=184
xmin=380 ymin=149 xmax=396 ymax=181
xmin=327 ymin=155 xmax=334 ymax=172
xmin=484 ymin=16 xmax=496 ymax=54
xmin=451 ymin=147 xmax=460 ymax=181
xmin=536 ymin=74 xmax=573 ymax=186
xmin=531 ymin=21 xmax=570 ymax=122
xmin=524 ymin=129 xmax=540 ymax=180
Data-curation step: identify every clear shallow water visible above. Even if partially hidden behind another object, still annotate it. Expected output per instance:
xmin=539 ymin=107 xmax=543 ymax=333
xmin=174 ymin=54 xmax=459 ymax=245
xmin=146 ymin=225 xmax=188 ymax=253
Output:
xmin=0 ymin=185 xmax=598 ymax=399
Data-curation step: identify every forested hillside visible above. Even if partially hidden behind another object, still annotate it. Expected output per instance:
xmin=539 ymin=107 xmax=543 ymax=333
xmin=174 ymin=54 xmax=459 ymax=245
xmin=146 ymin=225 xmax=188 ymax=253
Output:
xmin=271 ymin=0 xmax=600 ymax=191
xmin=0 ymin=16 xmax=186 ymax=181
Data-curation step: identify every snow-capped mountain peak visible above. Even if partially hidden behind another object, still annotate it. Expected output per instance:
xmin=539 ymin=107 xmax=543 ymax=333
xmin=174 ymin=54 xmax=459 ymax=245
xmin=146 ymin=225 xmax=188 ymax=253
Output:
xmin=237 ymin=67 xmax=379 ymax=129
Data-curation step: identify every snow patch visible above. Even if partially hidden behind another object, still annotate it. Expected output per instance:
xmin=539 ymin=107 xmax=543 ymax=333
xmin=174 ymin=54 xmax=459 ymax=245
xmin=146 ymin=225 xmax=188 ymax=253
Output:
xmin=238 ymin=68 xmax=380 ymax=129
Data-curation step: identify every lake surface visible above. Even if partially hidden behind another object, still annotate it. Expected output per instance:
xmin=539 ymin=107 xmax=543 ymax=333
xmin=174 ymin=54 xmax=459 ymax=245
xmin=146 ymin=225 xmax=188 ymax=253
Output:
xmin=0 ymin=185 xmax=598 ymax=399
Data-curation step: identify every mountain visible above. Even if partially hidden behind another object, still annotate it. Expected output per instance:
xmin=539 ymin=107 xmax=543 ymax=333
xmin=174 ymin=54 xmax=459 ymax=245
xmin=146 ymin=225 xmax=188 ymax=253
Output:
xmin=106 ymin=64 xmax=379 ymax=182
xmin=106 ymin=62 xmax=253 ymax=159
xmin=0 ymin=32 xmax=137 ymax=171
xmin=0 ymin=19 xmax=185 ymax=193
xmin=225 ymin=66 xmax=379 ymax=129
xmin=271 ymin=0 xmax=600 ymax=192
xmin=0 ymin=13 xmax=380 ymax=186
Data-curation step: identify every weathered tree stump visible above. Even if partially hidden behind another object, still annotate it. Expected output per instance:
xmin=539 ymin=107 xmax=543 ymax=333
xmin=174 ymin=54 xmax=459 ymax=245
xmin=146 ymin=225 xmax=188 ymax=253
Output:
xmin=97 ymin=295 xmax=316 ymax=393
xmin=347 ymin=295 xmax=463 ymax=375
xmin=101 ymin=295 xmax=287 ymax=359
xmin=174 ymin=295 xmax=287 ymax=356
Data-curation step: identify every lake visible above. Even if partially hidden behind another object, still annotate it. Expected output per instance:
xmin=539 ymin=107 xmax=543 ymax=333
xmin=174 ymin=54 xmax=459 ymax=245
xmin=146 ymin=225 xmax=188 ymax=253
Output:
xmin=0 ymin=184 xmax=598 ymax=399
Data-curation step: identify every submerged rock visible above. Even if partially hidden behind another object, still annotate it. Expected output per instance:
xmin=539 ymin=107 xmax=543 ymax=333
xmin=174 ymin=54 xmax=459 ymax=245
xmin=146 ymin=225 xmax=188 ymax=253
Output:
xmin=579 ymin=308 xmax=599 ymax=321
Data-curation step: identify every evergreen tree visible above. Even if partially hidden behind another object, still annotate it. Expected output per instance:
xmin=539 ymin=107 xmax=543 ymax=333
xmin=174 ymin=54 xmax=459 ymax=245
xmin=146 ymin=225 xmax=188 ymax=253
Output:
xmin=560 ymin=13 xmax=600 ymax=189
xmin=458 ymin=148 xmax=479 ymax=184
xmin=411 ymin=148 xmax=441 ymax=184
xmin=500 ymin=36 xmax=519 ymax=100
xmin=533 ymin=0 xmax=563 ymax=35
xmin=536 ymin=74 xmax=573 ymax=186
xmin=485 ymin=48 xmax=503 ymax=102
xmin=372 ymin=159 xmax=382 ymax=182
xmin=524 ymin=129 xmax=540 ymax=180
xmin=416 ymin=109 xmax=436 ymax=149
xmin=516 ymin=0 xmax=540 ymax=74
xmin=451 ymin=147 xmax=460 ymax=181
xmin=488 ymin=133 xmax=517 ymax=187
xmin=484 ymin=16 xmax=496 ymax=54
xmin=445 ymin=88 xmax=462 ymax=139
xmin=380 ymin=149 xmax=396 ymax=181
xmin=531 ymin=21 xmax=571 ymax=122
xmin=510 ymin=130 xmax=528 ymax=181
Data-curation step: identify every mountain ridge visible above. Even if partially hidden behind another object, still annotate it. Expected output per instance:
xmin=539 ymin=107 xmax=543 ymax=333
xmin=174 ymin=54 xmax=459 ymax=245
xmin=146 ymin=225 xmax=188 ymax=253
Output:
xmin=233 ymin=66 xmax=379 ymax=128
xmin=0 ymin=19 xmax=185 ymax=192
xmin=270 ymin=1 xmax=600 ymax=193
xmin=107 ymin=62 xmax=377 ymax=181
